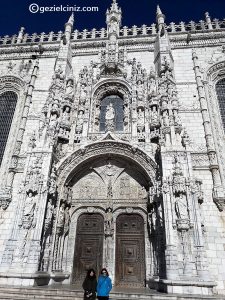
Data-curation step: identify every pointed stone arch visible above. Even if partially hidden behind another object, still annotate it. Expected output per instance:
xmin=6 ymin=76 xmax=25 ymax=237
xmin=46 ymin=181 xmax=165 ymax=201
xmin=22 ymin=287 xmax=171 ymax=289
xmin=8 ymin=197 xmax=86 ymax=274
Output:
xmin=57 ymin=139 xmax=157 ymax=194
xmin=205 ymin=60 xmax=225 ymax=194
xmin=0 ymin=75 xmax=27 ymax=182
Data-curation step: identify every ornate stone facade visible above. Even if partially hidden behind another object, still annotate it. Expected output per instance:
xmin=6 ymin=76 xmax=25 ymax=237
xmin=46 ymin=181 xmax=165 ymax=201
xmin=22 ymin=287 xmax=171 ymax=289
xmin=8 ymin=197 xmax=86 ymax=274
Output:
xmin=0 ymin=0 xmax=225 ymax=296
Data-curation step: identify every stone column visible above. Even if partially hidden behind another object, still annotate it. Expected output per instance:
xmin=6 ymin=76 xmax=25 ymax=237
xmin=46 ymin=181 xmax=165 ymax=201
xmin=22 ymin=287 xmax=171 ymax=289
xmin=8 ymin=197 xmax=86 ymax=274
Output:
xmin=192 ymin=50 xmax=225 ymax=208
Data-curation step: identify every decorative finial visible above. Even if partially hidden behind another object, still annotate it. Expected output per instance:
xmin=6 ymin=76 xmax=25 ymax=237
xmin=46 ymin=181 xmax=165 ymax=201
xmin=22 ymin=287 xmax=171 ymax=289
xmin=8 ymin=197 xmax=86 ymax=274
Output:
xmin=156 ymin=5 xmax=162 ymax=16
xmin=67 ymin=12 xmax=74 ymax=26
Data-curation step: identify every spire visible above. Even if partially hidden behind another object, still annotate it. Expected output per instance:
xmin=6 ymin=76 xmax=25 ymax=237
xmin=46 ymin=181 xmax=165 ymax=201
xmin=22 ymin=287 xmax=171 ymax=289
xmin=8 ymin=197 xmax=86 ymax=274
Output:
xmin=106 ymin=0 xmax=122 ymax=36
xmin=156 ymin=4 xmax=165 ymax=25
xmin=64 ymin=13 xmax=74 ymax=43
xmin=111 ymin=0 xmax=120 ymax=12
xmin=156 ymin=5 xmax=162 ymax=16
xmin=67 ymin=13 xmax=74 ymax=27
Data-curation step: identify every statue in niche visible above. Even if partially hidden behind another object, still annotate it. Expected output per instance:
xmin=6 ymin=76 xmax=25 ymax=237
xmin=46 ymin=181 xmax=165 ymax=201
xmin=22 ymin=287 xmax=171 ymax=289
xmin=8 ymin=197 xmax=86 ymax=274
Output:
xmin=105 ymin=207 xmax=113 ymax=235
xmin=137 ymin=62 xmax=142 ymax=75
xmin=151 ymin=106 xmax=158 ymax=124
xmin=64 ymin=79 xmax=74 ymax=100
xmin=175 ymin=194 xmax=189 ymax=220
xmin=80 ymin=84 xmax=87 ymax=105
xmin=162 ymin=112 xmax=169 ymax=127
xmin=61 ymin=107 xmax=70 ymax=123
xmin=57 ymin=202 xmax=66 ymax=232
xmin=105 ymin=103 xmax=115 ymax=131
xmin=51 ymin=101 xmax=59 ymax=114
xmin=161 ymin=57 xmax=173 ymax=81
xmin=21 ymin=192 xmax=36 ymax=229
xmin=44 ymin=198 xmax=54 ymax=231
xmin=137 ymin=108 xmax=145 ymax=133
xmin=75 ymin=111 xmax=84 ymax=134
xmin=148 ymin=77 xmax=157 ymax=97
xmin=136 ymin=80 xmax=143 ymax=101
xmin=48 ymin=166 xmax=57 ymax=197
xmin=54 ymin=202 xmax=71 ymax=270
xmin=48 ymin=113 xmax=58 ymax=137
xmin=109 ymin=19 xmax=118 ymax=34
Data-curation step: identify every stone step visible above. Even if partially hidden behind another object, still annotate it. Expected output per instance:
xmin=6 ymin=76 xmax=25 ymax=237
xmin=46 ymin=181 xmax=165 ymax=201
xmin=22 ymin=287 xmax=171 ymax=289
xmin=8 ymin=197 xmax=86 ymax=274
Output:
xmin=0 ymin=286 xmax=224 ymax=300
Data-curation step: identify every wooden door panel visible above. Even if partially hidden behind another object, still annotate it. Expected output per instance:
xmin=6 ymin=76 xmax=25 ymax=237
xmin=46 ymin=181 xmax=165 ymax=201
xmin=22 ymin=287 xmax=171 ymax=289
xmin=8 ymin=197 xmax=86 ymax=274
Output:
xmin=73 ymin=214 xmax=103 ymax=284
xmin=116 ymin=214 xmax=145 ymax=287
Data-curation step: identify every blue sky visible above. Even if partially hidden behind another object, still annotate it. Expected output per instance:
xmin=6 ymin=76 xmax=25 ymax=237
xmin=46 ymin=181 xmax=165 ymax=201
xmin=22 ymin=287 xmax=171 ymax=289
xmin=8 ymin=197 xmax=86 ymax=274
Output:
xmin=0 ymin=0 xmax=225 ymax=36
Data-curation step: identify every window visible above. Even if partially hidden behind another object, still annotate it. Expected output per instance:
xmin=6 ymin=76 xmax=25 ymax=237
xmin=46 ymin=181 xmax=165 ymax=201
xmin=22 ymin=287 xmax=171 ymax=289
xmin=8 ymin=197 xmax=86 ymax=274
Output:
xmin=0 ymin=91 xmax=17 ymax=165
xmin=99 ymin=95 xmax=124 ymax=132
xmin=216 ymin=79 xmax=225 ymax=131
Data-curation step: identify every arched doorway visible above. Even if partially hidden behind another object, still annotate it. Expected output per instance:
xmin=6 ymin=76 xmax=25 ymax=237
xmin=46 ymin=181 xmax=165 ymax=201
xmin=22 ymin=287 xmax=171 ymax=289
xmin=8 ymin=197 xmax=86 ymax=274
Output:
xmin=115 ymin=214 xmax=145 ymax=287
xmin=56 ymin=140 xmax=158 ymax=285
xmin=72 ymin=213 xmax=104 ymax=284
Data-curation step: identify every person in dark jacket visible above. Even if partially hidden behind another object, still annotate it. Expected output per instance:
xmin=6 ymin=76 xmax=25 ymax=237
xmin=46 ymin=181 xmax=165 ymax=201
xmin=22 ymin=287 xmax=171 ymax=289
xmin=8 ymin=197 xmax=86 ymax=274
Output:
xmin=82 ymin=269 xmax=97 ymax=300
xmin=97 ymin=268 xmax=112 ymax=300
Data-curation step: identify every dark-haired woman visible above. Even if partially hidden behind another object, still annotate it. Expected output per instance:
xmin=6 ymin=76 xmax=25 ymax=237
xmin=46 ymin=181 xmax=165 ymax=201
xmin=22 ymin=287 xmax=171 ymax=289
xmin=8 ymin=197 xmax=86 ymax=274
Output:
xmin=82 ymin=269 xmax=97 ymax=300
xmin=97 ymin=268 xmax=112 ymax=300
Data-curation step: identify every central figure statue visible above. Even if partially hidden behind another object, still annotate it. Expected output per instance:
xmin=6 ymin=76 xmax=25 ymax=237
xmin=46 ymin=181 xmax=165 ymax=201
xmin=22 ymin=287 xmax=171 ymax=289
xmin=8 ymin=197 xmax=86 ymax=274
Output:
xmin=105 ymin=103 xmax=115 ymax=131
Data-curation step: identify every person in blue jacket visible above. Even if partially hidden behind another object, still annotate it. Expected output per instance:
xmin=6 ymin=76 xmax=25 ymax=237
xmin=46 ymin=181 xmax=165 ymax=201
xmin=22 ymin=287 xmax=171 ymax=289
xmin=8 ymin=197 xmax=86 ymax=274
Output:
xmin=97 ymin=268 xmax=112 ymax=300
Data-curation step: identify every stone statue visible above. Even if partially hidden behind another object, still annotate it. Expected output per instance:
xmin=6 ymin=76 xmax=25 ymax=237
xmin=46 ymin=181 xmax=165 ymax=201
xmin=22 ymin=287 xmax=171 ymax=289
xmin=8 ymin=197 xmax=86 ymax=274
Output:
xmin=105 ymin=103 xmax=115 ymax=120
xmin=44 ymin=199 xmax=54 ymax=232
xmin=48 ymin=114 xmax=58 ymax=138
xmin=80 ymin=84 xmax=87 ymax=105
xmin=151 ymin=106 xmax=158 ymax=124
xmin=63 ymin=206 xmax=71 ymax=236
xmin=65 ymin=79 xmax=74 ymax=100
xmin=61 ymin=107 xmax=70 ymax=123
xmin=57 ymin=202 xmax=66 ymax=232
xmin=105 ymin=103 xmax=115 ymax=131
xmin=21 ymin=192 xmax=36 ymax=229
xmin=175 ymin=194 xmax=188 ymax=219
xmin=105 ymin=207 xmax=113 ymax=235
xmin=137 ymin=108 xmax=145 ymax=133
xmin=75 ymin=111 xmax=84 ymax=134
xmin=54 ymin=202 xmax=71 ymax=270
xmin=163 ymin=112 xmax=169 ymax=127
xmin=136 ymin=80 xmax=143 ymax=101
xmin=148 ymin=77 xmax=157 ymax=97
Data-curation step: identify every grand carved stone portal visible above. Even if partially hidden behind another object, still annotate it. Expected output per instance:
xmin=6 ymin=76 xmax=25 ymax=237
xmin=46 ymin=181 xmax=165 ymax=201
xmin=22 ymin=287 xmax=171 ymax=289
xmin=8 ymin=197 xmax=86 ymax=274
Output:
xmin=59 ymin=155 xmax=153 ymax=288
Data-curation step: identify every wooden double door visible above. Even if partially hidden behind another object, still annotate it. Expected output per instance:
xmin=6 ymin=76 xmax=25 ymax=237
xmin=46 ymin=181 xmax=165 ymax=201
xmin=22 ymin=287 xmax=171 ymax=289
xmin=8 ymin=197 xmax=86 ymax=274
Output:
xmin=73 ymin=213 xmax=145 ymax=287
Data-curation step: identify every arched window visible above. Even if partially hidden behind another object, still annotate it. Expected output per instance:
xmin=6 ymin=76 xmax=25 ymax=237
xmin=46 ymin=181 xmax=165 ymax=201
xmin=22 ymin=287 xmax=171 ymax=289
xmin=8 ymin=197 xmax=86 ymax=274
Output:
xmin=0 ymin=91 xmax=17 ymax=165
xmin=216 ymin=79 xmax=225 ymax=131
xmin=99 ymin=95 xmax=124 ymax=132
